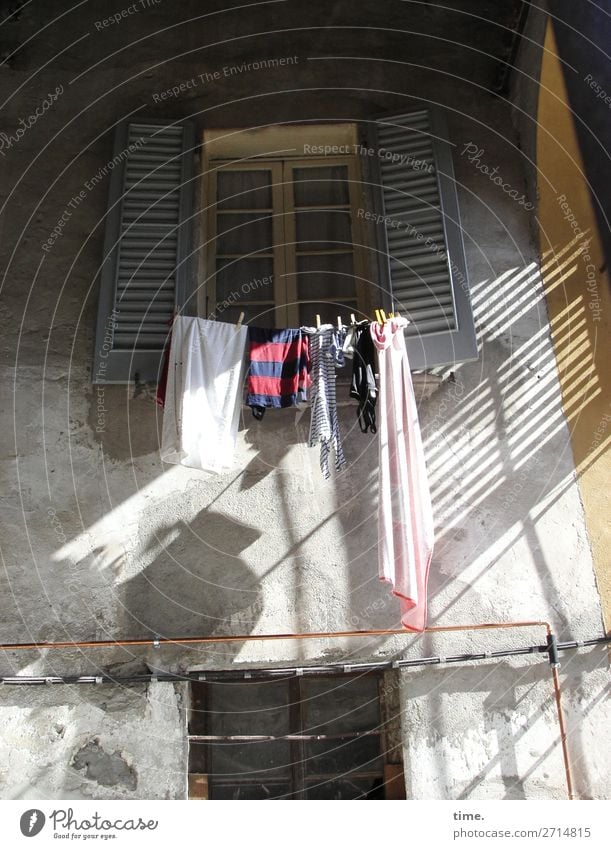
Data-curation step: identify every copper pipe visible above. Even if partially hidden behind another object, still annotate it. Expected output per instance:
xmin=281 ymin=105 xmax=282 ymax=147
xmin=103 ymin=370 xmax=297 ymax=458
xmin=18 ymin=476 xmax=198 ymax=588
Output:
xmin=0 ymin=621 xmax=553 ymax=652
xmin=0 ymin=619 xmax=574 ymax=799
xmin=427 ymin=621 xmax=552 ymax=634
xmin=552 ymin=664 xmax=574 ymax=800
xmin=4 ymin=629 xmax=406 ymax=651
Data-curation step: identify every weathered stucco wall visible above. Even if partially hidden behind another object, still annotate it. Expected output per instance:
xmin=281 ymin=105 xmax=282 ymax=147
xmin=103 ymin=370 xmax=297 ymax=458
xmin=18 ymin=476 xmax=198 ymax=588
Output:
xmin=0 ymin=681 xmax=186 ymax=800
xmin=0 ymin=0 xmax=608 ymax=800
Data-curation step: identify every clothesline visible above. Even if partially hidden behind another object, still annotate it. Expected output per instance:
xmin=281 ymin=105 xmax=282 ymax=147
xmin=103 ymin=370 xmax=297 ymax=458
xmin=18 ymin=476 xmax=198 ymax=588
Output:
xmin=213 ymin=306 xmax=400 ymax=332
xmin=158 ymin=313 xmax=433 ymax=632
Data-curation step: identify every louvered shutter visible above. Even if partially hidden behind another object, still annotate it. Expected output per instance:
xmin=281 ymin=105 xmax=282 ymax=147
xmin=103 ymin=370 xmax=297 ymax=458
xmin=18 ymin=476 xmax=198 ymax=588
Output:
xmin=372 ymin=108 xmax=477 ymax=368
xmin=93 ymin=119 xmax=195 ymax=383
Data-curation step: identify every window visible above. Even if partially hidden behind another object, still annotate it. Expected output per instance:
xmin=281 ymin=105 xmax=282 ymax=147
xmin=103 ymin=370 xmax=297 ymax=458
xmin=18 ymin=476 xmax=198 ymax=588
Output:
xmin=187 ymin=673 xmax=404 ymax=800
xmin=93 ymin=110 xmax=477 ymax=382
xmin=202 ymin=125 xmax=370 ymax=328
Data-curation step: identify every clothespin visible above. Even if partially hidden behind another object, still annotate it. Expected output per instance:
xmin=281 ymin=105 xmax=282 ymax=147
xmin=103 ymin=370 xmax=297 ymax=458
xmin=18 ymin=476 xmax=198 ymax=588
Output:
xmin=337 ymin=315 xmax=342 ymax=330
xmin=374 ymin=309 xmax=382 ymax=324
xmin=350 ymin=313 xmax=356 ymax=325
xmin=236 ymin=311 xmax=244 ymax=329
xmin=380 ymin=309 xmax=387 ymax=323
xmin=315 ymin=314 xmax=321 ymax=329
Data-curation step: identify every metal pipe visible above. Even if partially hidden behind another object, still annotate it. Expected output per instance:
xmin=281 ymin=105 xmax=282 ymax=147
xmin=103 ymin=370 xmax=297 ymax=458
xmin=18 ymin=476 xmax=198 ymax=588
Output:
xmin=1 ymin=637 xmax=607 ymax=686
xmin=0 ymin=636 xmax=611 ymax=684
xmin=0 ymin=620 xmax=554 ymax=652
xmin=552 ymin=663 xmax=574 ymax=800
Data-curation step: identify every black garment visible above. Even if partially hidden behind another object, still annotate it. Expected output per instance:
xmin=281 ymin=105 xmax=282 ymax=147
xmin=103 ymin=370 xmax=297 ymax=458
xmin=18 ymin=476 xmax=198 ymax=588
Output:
xmin=349 ymin=324 xmax=377 ymax=433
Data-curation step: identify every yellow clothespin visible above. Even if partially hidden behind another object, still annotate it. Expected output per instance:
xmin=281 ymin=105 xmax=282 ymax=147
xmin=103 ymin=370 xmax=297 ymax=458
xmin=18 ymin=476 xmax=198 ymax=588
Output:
xmin=374 ymin=309 xmax=382 ymax=324
xmin=315 ymin=314 xmax=321 ymax=329
xmin=380 ymin=310 xmax=387 ymax=323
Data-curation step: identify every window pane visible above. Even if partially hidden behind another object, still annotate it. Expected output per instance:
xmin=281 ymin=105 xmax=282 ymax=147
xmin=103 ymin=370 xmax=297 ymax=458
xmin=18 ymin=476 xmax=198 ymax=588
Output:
xmin=217 ymin=170 xmax=272 ymax=209
xmin=304 ymin=736 xmax=383 ymax=777
xmin=297 ymin=253 xmax=355 ymax=300
xmin=295 ymin=209 xmax=352 ymax=251
xmin=211 ymin=783 xmax=291 ymax=800
xmin=306 ymin=777 xmax=385 ymax=799
xmin=216 ymin=257 xmax=274 ymax=301
xmin=301 ymin=676 xmax=381 ymax=735
xmin=204 ymin=680 xmax=290 ymax=736
xmin=207 ymin=741 xmax=292 ymax=779
xmin=293 ymin=166 xmax=350 ymax=206
xmin=216 ymin=212 xmax=273 ymax=255
xmin=188 ymin=741 xmax=207 ymax=774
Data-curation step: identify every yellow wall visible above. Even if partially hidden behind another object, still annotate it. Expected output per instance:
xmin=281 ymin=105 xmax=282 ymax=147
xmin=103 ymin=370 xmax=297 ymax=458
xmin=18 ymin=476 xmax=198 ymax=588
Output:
xmin=537 ymin=21 xmax=611 ymax=630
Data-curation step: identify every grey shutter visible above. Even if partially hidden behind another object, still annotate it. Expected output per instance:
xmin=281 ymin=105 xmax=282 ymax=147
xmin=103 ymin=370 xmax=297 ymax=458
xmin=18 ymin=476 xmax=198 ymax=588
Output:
xmin=371 ymin=108 xmax=477 ymax=368
xmin=92 ymin=119 xmax=195 ymax=383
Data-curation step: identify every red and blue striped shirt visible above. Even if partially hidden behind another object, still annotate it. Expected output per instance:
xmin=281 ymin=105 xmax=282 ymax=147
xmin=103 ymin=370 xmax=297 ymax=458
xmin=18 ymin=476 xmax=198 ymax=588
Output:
xmin=247 ymin=327 xmax=311 ymax=418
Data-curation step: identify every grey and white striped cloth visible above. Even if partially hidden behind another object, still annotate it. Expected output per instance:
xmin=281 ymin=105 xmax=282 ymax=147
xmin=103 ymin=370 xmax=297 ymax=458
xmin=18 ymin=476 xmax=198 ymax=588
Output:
xmin=305 ymin=325 xmax=347 ymax=478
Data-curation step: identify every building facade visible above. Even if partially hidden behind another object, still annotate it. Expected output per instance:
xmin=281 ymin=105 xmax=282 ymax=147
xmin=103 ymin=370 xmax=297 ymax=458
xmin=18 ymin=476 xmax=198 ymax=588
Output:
xmin=0 ymin=0 xmax=608 ymax=800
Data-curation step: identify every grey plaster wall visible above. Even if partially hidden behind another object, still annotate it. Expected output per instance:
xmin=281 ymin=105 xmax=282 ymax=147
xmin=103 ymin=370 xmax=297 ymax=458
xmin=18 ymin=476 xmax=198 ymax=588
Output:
xmin=0 ymin=681 xmax=186 ymax=799
xmin=0 ymin=0 xmax=608 ymax=800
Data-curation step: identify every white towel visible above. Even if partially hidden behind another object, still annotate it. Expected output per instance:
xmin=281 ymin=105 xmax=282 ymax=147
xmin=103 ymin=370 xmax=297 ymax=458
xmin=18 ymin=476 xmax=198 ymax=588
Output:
xmin=160 ymin=316 xmax=248 ymax=473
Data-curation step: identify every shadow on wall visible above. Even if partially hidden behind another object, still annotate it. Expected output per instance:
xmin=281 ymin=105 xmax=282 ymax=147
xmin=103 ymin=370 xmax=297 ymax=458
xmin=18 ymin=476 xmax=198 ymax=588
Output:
xmin=119 ymin=508 xmax=263 ymax=639
xmin=41 ymin=484 xmax=264 ymax=670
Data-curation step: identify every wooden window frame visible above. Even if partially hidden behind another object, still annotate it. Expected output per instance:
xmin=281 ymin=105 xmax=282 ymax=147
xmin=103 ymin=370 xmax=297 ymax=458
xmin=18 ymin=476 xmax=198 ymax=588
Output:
xmin=187 ymin=672 xmax=402 ymax=800
xmin=201 ymin=147 xmax=371 ymax=327
xmin=204 ymin=160 xmax=286 ymax=326
xmin=282 ymin=156 xmax=371 ymax=327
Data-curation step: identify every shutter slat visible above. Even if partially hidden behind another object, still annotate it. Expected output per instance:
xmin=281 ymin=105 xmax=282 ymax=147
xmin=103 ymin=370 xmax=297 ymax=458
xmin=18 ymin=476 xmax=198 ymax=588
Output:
xmin=391 ymin=270 xmax=451 ymax=286
xmin=117 ymin=273 xmax=176 ymax=282
xmin=116 ymin=289 xmax=174 ymax=298
xmin=391 ymin=251 xmax=448 ymax=268
xmin=383 ymin=193 xmax=440 ymax=212
xmin=390 ymin=282 xmax=452 ymax=299
xmin=116 ymin=237 xmax=178 ymax=248
xmin=404 ymin=316 xmax=455 ymax=335
xmin=387 ymin=224 xmax=446 ymax=243
xmin=116 ymin=302 xmax=174 ymax=311
xmin=114 ymin=335 xmax=169 ymax=348
xmin=120 ymin=249 xmax=178 ymax=259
